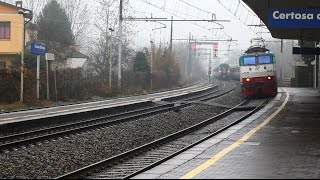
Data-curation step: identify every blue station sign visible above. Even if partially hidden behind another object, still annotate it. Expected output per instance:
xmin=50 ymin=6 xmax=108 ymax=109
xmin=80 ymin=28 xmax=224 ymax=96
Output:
xmin=268 ymin=9 xmax=320 ymax=28
xmin=31 ymin=42 xmax=46 ymax=55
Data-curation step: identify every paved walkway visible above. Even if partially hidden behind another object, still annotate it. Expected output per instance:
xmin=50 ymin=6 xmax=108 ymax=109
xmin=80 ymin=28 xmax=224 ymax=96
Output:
xmin=133 ymin=88 xmax=320 ymax=179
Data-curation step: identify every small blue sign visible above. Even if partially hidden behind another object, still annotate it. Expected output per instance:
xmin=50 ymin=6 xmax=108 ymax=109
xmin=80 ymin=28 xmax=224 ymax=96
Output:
xmin=268 ymin=9 xmax=320 ymax=28
xmin=31 ymin=42 xmax=46 ymax=55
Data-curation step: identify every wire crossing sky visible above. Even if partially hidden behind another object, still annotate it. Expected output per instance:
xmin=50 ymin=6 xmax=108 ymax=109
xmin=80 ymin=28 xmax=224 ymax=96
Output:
xmin=128 ymin=0 xmax=274 ymax=52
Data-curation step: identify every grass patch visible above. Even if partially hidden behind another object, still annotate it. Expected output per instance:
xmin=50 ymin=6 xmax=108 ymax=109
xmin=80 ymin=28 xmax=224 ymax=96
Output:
xmin=0 ymin=102 xmax=28 ymax=112
xmin=0 ymin=100 xmax=54 ymax=112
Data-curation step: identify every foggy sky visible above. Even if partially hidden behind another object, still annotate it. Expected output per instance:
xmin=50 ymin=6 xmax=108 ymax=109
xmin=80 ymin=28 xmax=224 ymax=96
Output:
xmin=127 ymin=0 xmax=274 ymax=52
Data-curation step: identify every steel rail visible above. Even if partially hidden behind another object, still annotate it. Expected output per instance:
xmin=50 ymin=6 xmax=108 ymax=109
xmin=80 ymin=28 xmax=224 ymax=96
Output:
xmin=0 ymin=86 xmax=222 ymax=152
xmin=0 ymin=104 xmax=184 ymax=152
xmin=56 ymin=99 xmax=268 ymax=179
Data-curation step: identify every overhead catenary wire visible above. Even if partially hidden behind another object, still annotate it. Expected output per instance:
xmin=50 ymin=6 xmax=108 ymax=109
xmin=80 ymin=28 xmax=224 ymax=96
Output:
xmin=215 ymin=0 xmax=266 ymax=36
xmin=136 ymin=0 xmax=233 ymax=41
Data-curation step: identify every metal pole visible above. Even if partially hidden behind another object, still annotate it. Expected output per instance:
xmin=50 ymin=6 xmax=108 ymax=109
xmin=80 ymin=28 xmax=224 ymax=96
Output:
xmin=37 ymin=55 xmax=40 ymax=99
xmin=118 ymin=0 xmax=123 ymax=89
xmin=315 ymin=57 xmax=317 ymax=89
xmin=314 ymin=41 xmax=320 ymax=88
xmin=190 ymin=39 xmax=195 ymax=81
xmin=187 ymin=32 xmax=191 ymax=82
xmin=315 ymin=42 xmax=319 ymax=89
xmin=109 ymin=30 xmax=113 ymax=90
xmin=20 ymin=18 xmax=25 ymax=102
xmin=106 ymin=7 xmax=110 ymax=90
xmin=318 ymin=54 xmax=320 ymax=90
xmin=209 ymin=50 xmax=212 ymax=83
xmin=54 ymin=67 xmax=57 ymax=101
xmin=150 ymin=42 xmax=154 ymax=90
xmin=170 ymin=16 xmax=173 ymax=53
xmin=46 ymin=60 xmax=50 ymax=100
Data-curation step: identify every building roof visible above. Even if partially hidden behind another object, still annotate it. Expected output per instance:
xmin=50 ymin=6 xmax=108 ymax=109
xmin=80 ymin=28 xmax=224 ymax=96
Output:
xmin=69 ymin=50 xmax=89 ymax=59
xmin=0 ymin=1 xmax=28 ymax=10
xmin=0 ymin=1 xmax=33 ymax=20
xmin=67 ymin=58 xmax=87 ymax=69
xmin=243 ymin=0 xmax=320 ymax=40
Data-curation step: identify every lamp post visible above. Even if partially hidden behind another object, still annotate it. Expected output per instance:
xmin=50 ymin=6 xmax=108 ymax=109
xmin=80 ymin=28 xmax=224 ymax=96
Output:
xmin=109 ymin=28 xmax=115 ymax=90
xmin=18 ymin=7 xmax=33 ymax=103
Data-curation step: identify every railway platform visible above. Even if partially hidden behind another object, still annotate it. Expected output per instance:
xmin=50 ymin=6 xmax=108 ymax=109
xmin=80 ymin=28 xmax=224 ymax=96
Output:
xmin=132 ymin=87 xmax=320 ymax=179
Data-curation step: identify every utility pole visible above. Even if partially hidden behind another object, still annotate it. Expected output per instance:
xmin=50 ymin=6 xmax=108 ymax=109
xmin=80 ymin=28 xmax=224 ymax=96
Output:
xmin=170 ymin=16 xmax=173 ymax=53
xmin=36 ymin=55 xmax=40 ymax=99
xmin=118 ymin=0 xmax=123 ymax=89
xmin=187 ymin=32 xmax=191 ymax=82
xmin=106 ymin=6 xmax=110 ymax=90
xmin=314 ymin=41 xmax=320 ymax=88
xmin=209 ymin=49 xmax=212 ymax=84
xmin=18 ymin=2 xmax=32 ymax=102
xmin=190 ymin=38 xmax=196 ymax=81
xmin=21 ymin=20 xmax=25 ymax=102
xmin=150 ymin=41 xmax=154 ymax=90
xmin=109 ymin=28 xmax=115 ymax=90
xmin=46 ymin=59 xmax=50 ymax=100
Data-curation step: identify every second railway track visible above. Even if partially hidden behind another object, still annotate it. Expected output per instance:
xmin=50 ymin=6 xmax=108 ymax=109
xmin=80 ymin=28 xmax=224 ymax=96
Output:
xmin=56 ymin=99 xmax=268 ymax=179
xmin=0 ymin=81 xmax=248 ymax=179
xmin=0 ymin=82 xmax=234 ymax=153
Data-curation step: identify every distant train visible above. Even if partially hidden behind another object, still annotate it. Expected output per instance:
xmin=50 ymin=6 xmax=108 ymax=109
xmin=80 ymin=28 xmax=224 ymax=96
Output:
xmin=239 ymin=46 xmax=278 ymax=98
xmin=213 ymin=63 xmax=240 ymax=81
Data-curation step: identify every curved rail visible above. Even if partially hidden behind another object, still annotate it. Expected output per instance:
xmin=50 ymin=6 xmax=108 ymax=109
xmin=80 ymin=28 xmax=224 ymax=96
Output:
xmin=56 ymin=99 xmax=268 ymax=179
xmin=0 ymin=83 xmax=228 ymax=152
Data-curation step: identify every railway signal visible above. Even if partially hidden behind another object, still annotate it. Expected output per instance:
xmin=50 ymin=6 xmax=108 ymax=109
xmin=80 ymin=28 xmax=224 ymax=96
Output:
xmin=213 ymin=42 xmax=219 ymax=50
xmin=191 ymin=43 xmax=197 ymax=50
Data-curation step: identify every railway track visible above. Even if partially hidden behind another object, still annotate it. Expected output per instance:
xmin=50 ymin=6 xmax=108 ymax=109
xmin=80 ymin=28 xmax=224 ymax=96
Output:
xmin=0 ymin=103 xmax=180 ymax=152
xmin=56 ymin=99 xmax=268 ymax=179
xmin=0 ymin=83 xmax=234 ymax=153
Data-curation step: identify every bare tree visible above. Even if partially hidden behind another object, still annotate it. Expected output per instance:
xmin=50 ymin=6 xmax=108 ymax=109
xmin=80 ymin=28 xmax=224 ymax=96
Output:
xmin=58 ymin=0 xmax=91 ymax=44
xmin=88 ymin=0 xmax=136 ymax=78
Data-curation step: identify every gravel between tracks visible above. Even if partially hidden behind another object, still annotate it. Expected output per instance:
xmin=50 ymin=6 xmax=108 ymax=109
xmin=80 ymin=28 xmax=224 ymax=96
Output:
xmin=0 ymin=82 xmax=245 ymax=179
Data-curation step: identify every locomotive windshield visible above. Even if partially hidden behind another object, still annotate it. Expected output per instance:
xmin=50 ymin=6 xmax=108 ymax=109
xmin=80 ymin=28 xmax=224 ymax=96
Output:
xmin=258 ymin=56 xmax=272 ymax=64
xmin=243 ymin=57 xmax=256 ymax=65
xmin=240 ymin=54 xmax=274 ymax=66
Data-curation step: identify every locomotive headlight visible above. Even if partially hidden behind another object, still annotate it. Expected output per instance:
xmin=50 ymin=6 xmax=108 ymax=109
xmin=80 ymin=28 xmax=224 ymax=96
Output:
xmin=246 ymin=78 xmax=250 ymax=82
xmin=268 ymin=76 xmax=272 ymax=80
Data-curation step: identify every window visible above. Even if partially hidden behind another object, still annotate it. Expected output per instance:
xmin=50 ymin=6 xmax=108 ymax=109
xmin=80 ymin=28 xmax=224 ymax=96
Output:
xmin=243 ymin=57 xmax=256 ymax=65
xmin=258 ymin=56 xmax=272 ymax=64
xmin=0 ymin=22 xmax=10 ymax=40
xmin=0 ymin=62 xmax=6 ymax=70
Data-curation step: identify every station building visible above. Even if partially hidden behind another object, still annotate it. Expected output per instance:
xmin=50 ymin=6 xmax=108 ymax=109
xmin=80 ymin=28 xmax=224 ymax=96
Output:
xmin=0 ymin=1 xmax=32 ymax=69
xmin=243 ymin=0 xmax=320 ymax=91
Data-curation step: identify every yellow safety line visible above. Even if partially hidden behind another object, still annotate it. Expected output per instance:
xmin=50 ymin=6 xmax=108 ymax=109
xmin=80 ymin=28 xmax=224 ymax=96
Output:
xmin=181 ymin=89 xmax=289 ymax=179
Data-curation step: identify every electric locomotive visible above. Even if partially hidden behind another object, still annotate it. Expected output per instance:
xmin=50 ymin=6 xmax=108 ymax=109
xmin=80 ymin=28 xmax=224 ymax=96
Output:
xmin=239 ymin=45 xmax=278 ymax=98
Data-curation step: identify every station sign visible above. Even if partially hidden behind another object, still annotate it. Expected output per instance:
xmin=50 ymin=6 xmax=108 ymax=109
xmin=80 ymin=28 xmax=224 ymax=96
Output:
xmin=45 ymin=53 xmax=55 ymax=61
xmin=268 ymin=9 xmax=320 ymax=28
xmin=31 ymin=42 xmax=46 ymax=55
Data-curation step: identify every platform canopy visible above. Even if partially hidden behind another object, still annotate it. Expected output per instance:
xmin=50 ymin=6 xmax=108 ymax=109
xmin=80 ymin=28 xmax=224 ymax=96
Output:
xmin=243 ymin=0 xmax=320 ymax=41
